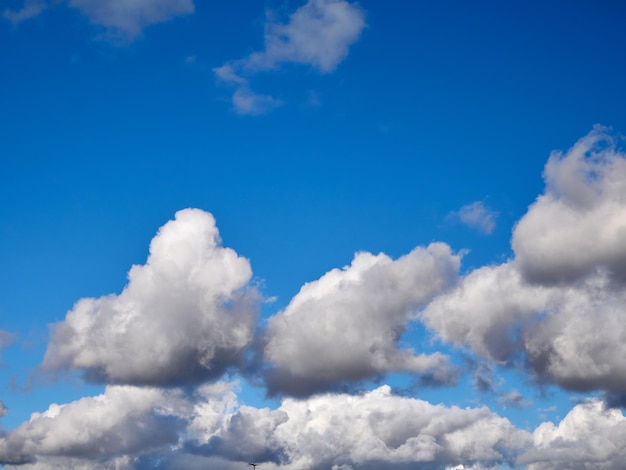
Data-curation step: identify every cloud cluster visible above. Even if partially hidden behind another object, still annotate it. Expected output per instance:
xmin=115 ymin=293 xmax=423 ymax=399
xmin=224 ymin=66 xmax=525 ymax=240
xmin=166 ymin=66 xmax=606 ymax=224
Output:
xmin=422 ymin=127 xmax=626 ymax=393
xmin=4 ymin=127 xmax=626 ymax=467
xmin=3 ymin=0 xmax=194 ymax=40
xmin=264 ymin=243 xmax=461 ymax=395
xmin=0 ymin=383 xmax=532 ymax=469
xmin=43 ymin=209 xmax=259 ymax=386
xmin=214 ymin=0 xmax=366 ymax=114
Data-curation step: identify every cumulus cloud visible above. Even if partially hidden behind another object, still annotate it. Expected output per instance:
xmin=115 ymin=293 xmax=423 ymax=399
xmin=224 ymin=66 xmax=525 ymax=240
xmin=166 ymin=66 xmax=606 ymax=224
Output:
xmin=422 ymin=127 xmax=626 ymax=394
xmin=264 ymin=243 xmax=461 ymax=395
xmin=518 ymin=399 xmax=626 ymax=469
xmin=513 ymin=125 xmax=626 ymax=285
xmin=451 ymin=200 xmax=498 ymax=234
xmin=200 ymin=385 xmax=530 ymax=469
xmin=214 ymin=0 xmax=366 ymax=114
xmin=4 ymin=0 xmax=194 ymax=40
xmin=43 ymin=209 xmax=259 ymax=386
xmin=1 ymin=382 xmax=532 ymax=469
xmin=0 ymin=386 xmax=182 ymax=465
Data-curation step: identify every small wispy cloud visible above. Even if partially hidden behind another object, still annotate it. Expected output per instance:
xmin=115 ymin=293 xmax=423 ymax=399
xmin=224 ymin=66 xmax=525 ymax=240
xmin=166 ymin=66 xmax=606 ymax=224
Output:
xmin=4 ymin=0 xmax=194 ymax=42
xmin=450 ymin=200 xmax=498 ymax=234
xmin=2 ymin=0 xmax=47 ymax=24
xmin=214 ymin=0 xmax=366 ymax=115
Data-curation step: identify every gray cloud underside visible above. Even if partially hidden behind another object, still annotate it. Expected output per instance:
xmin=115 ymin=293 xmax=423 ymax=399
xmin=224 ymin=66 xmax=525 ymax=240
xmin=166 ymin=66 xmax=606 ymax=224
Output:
xmin=43 ymin=209 xmax=259 ymax=386
xmin=423 ymin=127 xmax=626 ymax=393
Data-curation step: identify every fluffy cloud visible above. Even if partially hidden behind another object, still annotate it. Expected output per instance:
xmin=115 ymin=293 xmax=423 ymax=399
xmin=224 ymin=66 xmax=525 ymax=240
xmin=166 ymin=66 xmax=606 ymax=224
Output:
xmin=4 ymin=0 xmax=193 ymax=40
xmin=512 ymin=126 xmax=626 ymax=285
xmin=1 ymin=382 xmax=532 ymax=469
xmin=519 ymin=399 xmax=626 ymax=469
xmin=0 ymin=386 xmax=181 ymax=465
xmin=43 ymin=209 xmax=259 ymax=386
xmin=201 ymin=385 xmax=530 ymax=469
xmin=243 ymin=0 xmax=366 ymax=73
xmin=264 ymin=243 xmax=461 ymax=395
xmin=214 ymin=0 xmax=366 ymax=114
xmin=422 ymin=127 xmax=626 ymax=393
xmin=452 ymin=201 xmax=498 ymax=234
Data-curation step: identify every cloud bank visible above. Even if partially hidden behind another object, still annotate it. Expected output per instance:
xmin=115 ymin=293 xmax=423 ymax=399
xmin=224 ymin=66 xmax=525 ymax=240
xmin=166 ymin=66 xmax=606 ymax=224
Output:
xmin=214 ymin=0 xmax=366 ymax=114
xmin=0 ymin=383 xmax=532 ymax=469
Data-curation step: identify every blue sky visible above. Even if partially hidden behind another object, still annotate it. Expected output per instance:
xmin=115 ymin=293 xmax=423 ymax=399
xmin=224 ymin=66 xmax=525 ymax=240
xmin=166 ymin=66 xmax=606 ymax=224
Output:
xmin=1 ymin=1 xmax=626 ymax=468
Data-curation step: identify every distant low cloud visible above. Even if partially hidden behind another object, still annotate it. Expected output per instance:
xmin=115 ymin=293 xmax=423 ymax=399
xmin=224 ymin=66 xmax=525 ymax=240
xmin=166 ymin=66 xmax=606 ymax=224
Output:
xmin=264 ymin=243 xmax=461 ymax=396
xmin=450 ymin=200 xmax=497 ymax=234
xmin=423 ymin=127 xmax=626 ymax=394
xmin=214 ymin=0 xmax=366 ymax=115
xmin=3 ymin=0 xmax=194 ymax=41
xmin=43 ymin=209 xmax=259 ymax=386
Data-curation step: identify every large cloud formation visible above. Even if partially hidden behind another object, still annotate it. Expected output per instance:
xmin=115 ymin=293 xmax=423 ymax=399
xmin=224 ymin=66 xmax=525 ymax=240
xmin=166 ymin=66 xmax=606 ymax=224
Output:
xmin=0 ymin=383 xmax=531 ymax=469
xmin=264 ymin=243 xmax=461 ymax=395
xmin=422 ymin=126 xmax=626 ymax=393
xmin=214 ymin=0 xmax=366 ymax=114
xmin=43 ymin=209 xmax=259 ymax=386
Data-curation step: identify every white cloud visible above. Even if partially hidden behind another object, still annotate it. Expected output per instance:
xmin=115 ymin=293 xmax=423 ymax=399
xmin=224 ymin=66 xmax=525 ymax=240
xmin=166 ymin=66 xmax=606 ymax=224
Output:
xmin=452 ymin=200 xmax=498 ymax=234
xmin=43 ymin=209 xmax=259 ymax=386
xmin=214 ymin=0 xmax=366 ymax=114
xmin=264 ymin=243 xmax=461 ymax=395
xmin=0 ymin=386 xmax=182 ymax=465
xmin=244 ymin=0 xmax=366 ymax=73
xmin=519 ymin=399 xmax=626 ymax=469
xmin=1 ymin=382 xmax=531 ymax=469
xmin=422 ymin=127 xmax=626 ymax=393
xmin=512 ymin=125 xmax=626 ymax=285
xmin=207 ymin=385 xmax=530 ymax=469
